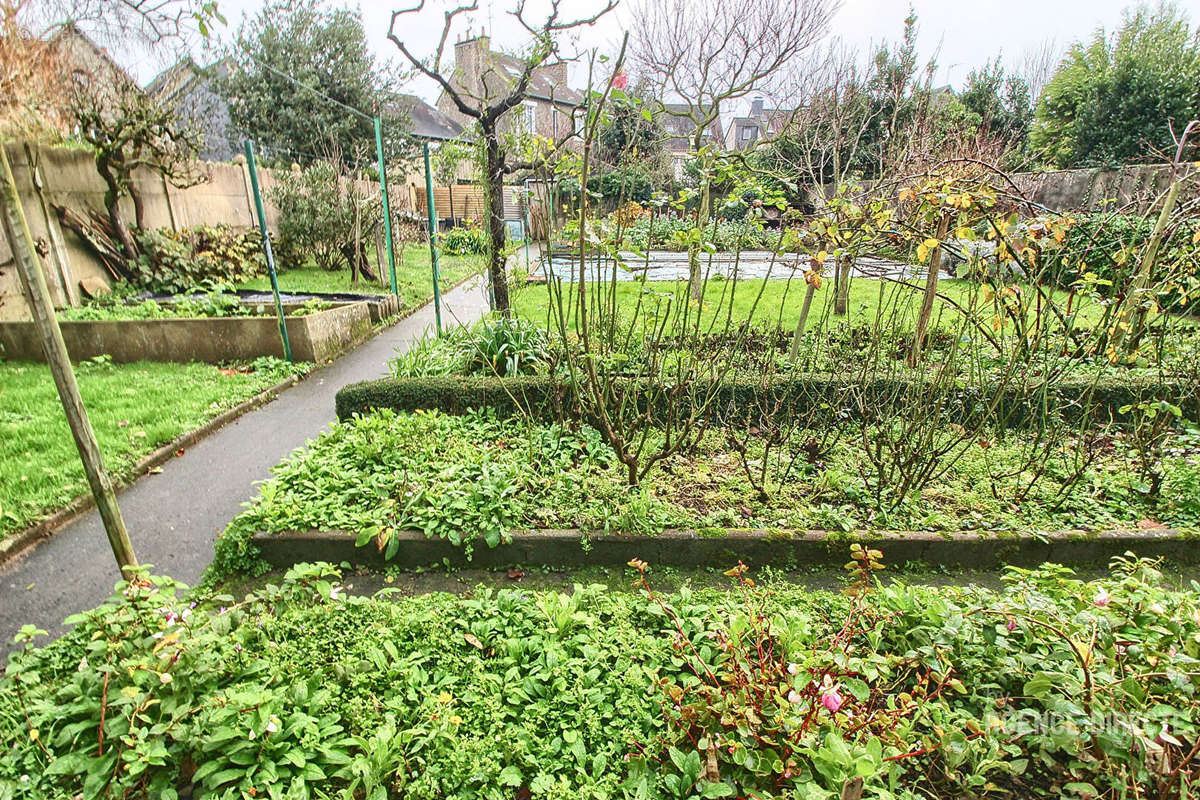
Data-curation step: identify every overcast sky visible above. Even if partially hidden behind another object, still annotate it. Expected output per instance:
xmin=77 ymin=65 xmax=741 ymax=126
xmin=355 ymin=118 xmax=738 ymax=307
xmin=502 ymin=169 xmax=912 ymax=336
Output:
xmin=123 ymin=0 xmax=1151 ymax=107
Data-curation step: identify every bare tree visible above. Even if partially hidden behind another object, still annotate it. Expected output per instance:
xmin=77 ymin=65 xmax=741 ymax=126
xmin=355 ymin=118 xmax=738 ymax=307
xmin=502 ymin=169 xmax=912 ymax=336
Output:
xmin=29 ymin=0 xmax=223 ymax=47
xmin=0 ymin=1 xmax=70 ymax=140
xmin=387 ymin=0 xmax=616 ymax=315
xmin=630 ymin=0 xmax=838 ymax=299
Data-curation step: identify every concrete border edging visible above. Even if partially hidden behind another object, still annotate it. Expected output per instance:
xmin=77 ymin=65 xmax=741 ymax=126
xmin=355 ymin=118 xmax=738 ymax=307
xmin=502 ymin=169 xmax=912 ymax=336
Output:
xmin=0 ymin=374 xmax=300 ymax=568
xmin=252 ymin=527 xmax=1200 ymax=571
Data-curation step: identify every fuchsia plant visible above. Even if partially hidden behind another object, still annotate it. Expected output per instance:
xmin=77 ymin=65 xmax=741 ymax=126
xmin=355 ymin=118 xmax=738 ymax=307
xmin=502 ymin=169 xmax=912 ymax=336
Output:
xmin=628 ymin=546 xmax=971 ymax=795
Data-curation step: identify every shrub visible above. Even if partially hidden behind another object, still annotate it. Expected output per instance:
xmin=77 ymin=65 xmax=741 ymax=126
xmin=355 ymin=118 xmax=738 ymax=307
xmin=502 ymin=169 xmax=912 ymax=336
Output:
xmin=128 ymin=225 xmax=263 ymax=294
xmin=269 ymin=160 xmax=381 ymax=273
xmin=440 ymin=221 xmax=488 ymax=256
xmin=1040 ymin=212 xmax=1200 ymax=298
xmin=335 ymin=372 xmax=1195 ymax=427
xmin=388 ymin=318 xmax=550 ymax=379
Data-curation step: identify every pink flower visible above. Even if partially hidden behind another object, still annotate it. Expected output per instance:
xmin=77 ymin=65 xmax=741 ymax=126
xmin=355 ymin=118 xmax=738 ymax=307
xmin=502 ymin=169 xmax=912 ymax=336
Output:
xmin=612 ymin=71 xmax=628 ymax=90
xmin=787 ymin=689 xmax=802 ymax=704
xmin=1093 ymin=587 xmax=1111 ymax=607
xmin=820 ymin=688 xmax=843 ymax=713
xmin=787 ymin=663 xmax=800 ymax=675
xmin=1005 ymin=617 xmax=1017 ymax=632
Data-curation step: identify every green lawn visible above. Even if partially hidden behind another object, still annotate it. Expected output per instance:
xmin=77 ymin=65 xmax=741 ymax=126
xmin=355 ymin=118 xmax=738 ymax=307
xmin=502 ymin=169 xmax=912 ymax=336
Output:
xmin=0 ymin=358 xmax=304 ymax=539
xmin=511 ymin=275 xmax=1105 ymax=335
xmin=236 ymin=250 xmax=484 ymax=310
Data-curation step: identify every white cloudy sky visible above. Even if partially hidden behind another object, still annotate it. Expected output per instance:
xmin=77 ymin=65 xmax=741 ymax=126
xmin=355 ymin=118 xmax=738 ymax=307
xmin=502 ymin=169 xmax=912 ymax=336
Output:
xmin=119 ymin=0 xmax=1150 ymax=107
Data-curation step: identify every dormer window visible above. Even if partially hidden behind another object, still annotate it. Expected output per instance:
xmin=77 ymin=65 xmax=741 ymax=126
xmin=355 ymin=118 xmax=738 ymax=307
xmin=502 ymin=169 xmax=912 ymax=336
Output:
xmin=741 ymin=125 xmax=758 ymax=141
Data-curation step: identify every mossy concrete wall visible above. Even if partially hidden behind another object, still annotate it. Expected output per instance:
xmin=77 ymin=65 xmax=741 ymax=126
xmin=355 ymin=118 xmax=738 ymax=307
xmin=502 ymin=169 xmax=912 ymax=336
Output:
xmin=0 ymin=301 xmax=371 ymax=363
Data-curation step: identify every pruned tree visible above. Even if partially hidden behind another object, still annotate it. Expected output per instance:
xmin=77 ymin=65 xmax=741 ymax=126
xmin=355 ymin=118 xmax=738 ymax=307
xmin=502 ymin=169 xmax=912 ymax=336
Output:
xmin=387 ymin=0 xmax=616 ymax=315
xmin=629 ymin=0 xmax=837 ymax=299
xmin=68 ymin=82 xmax=202 ymax=260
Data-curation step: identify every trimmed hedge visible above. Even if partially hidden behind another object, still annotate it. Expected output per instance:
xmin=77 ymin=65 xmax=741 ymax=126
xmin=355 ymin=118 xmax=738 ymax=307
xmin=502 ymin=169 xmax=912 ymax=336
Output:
xmin=336 ymin=372 xmax=1197 ymax=427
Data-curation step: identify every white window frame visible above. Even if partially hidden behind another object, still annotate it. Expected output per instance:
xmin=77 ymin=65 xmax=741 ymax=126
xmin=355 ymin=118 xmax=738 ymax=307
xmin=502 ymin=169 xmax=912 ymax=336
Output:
xmin=523 ymin=101 xmax=537 ymax=135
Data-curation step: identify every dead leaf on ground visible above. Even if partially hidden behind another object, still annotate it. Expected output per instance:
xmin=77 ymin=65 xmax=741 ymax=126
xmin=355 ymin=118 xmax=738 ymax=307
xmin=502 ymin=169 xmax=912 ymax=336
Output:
xmin=464 ymin=633 xmax=484 ymax=650
xmin=1137 ymin=518 xmax=1167 ymax=530
xmin=507 ymin=567 xmax=525 ymax=581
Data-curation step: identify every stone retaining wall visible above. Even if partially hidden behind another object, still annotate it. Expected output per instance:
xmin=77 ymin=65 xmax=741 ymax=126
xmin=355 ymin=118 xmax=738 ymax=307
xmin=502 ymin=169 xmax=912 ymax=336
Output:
xmin=0 ymin=301 xmax=372 ymax=363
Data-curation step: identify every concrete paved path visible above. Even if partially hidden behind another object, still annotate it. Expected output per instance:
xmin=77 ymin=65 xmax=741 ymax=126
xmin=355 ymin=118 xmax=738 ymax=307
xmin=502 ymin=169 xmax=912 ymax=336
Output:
xmin=0 ymin=278 xmax=491 ymax=652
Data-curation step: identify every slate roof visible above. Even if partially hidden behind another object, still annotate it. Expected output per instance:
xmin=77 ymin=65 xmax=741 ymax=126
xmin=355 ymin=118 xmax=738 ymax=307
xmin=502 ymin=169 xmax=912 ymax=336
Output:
xmin=387 ymin=93 xmax=464 ymax=141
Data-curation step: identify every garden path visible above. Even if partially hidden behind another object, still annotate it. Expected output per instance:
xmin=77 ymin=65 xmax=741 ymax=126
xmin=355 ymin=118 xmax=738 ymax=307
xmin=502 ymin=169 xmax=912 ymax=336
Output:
xmin=0 ymin=276 xmax=492 ymax=652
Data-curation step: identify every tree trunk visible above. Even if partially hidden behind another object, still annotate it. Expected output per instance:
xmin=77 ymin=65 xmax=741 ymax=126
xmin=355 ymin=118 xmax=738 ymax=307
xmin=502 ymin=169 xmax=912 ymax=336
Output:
xmin=1115 ymin=177 xmax=1182 ymax=358
xmin=910 ymin=213 xmax=951 ymax=361
xmin=130 ymin=184 xmax=146 ymax=230
xmin=104 ymin=187 xmax=137 ymax=260
xmin=788 ymin=282 xmax=817 ymax=362
xmin=484 ymin=130 xmax=511 ymax=314
xmin=687 ymin=176 xmax=712 ymax=302
xmin=835 ymin=252 xmax=852 ymax=315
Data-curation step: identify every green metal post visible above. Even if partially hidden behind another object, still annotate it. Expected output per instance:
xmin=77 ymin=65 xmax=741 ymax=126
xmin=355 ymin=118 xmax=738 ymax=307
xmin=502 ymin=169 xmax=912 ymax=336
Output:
xmin=422 ymin=141 xmax=443 ymax=336
xmin=243 ymin=140 xmax=292 ymax=362
xmin=374 ymin=116 xmax=398 ymax=298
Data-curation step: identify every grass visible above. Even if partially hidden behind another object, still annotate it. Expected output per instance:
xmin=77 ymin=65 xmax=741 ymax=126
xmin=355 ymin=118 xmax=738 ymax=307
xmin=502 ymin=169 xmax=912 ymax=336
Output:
xmin=0 ymin=358 xmax=306 ymax=540
xmin=510 ymin=275 xmax=1106 ymax=335
xmin=235 ymin=250 xmax=484 ymax=309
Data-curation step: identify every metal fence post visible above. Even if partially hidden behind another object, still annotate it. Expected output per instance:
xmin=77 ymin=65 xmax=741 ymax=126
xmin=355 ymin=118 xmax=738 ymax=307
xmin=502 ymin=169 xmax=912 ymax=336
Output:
xmin=243 ymin=140 xmax=293 ymax=362
xmin=375 ymin=116 xmax=399 ymax=298
xmin=423 ymin=141 xmax=443 ymax=336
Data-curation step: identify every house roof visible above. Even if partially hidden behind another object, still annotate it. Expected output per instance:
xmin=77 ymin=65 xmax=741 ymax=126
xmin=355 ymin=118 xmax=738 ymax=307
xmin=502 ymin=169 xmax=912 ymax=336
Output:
xmin=46 ymin=22 xmax=139 ymax=92
xmin=386 ymin=93 xmax=464 ymax=141
xmin=492 ymin=51 xmax=582 ymax=106
xmin=653 ymin=102 xmax=725 ymax=151
xmin=145 ymin=57 xmax=228 ymax=101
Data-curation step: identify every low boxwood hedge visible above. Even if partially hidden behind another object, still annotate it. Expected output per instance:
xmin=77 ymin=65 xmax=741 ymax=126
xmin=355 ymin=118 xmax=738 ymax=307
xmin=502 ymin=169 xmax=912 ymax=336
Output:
xmin=335 ymin=372 xmax=1196 ymax=427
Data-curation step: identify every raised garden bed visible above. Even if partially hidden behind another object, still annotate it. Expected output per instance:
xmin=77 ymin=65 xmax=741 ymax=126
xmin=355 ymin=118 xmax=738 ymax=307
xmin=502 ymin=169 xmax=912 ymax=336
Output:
xmin=212 ymin=408 xmax=1200 ymax=576
xmin=0 ymin=301 xmax=373 ymax=363
xmin=251 ymin=526 xmax=1199 ymax=571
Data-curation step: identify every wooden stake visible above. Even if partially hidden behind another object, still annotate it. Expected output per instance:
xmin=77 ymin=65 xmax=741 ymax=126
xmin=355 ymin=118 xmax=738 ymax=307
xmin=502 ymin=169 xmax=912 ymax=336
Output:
xmin=0 ymin=143 xmax=137 ymax=575
xmin=911 ymin=213 xmax=951 ymax=362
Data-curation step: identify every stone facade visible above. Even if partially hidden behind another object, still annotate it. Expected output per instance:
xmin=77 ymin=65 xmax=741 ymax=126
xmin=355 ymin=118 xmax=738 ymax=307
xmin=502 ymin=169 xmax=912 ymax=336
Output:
xmin=435 ymin=35 xmax=582 ymax=146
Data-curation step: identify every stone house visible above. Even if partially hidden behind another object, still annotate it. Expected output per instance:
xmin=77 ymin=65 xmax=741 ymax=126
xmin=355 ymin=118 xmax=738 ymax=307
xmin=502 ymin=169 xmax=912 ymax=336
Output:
xmin=656 ymin=102 xmax=726 ymax=178
xmin=726 ymin=97 xmax=795 ymax=151
xmin=436 ymin=33 xmax=583 ymax=145
xmin=145 ymin=58 xmax=236 ymax=162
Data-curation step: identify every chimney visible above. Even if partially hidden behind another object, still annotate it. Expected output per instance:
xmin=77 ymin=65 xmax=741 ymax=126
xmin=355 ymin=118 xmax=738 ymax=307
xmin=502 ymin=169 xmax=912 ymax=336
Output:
xmin=453 ymin=31 xmax=489 ymax=96
xmin=751 ymin=97 xmax=764 ymax=117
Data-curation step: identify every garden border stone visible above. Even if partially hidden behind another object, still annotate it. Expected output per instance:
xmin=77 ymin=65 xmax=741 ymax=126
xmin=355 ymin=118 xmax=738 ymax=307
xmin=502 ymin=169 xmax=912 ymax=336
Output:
xmin=0 ymin=373 xmax=301 ymax=568
xmin=250 ymin=526 xmax=1200 ymax=571
xmin=0 ymin=302 xmax=373 ymax=364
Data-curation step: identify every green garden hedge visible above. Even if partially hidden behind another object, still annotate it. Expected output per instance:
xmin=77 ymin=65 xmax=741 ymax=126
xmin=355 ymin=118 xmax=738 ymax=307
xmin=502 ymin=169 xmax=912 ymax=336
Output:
xmin=336 ymin=373 xmax=1196 ymax=427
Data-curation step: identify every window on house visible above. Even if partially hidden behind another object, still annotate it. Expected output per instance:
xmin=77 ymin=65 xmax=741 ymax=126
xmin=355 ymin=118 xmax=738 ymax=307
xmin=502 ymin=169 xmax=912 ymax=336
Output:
xmin=741 ymin=125 xmax=758 ymax=141
xmin=524 ymin=102 xmax=536 ymax=135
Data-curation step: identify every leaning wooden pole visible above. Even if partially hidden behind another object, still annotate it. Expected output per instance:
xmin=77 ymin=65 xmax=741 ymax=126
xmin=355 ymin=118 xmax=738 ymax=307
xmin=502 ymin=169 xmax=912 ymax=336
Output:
xmin=0 ymin=143 xmax=137 ymax=574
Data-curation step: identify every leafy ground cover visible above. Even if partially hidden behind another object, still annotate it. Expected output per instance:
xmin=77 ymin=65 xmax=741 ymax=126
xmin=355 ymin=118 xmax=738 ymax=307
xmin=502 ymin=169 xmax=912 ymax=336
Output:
xmin=0 ymin=357 xmax=308 ymax=539
xmin=59 ymin=293 xmax=332 ymax=321
xmin=2 ymin=556 xmax=1197 ymax=799
xmin=212 ymin=409 xmax=1200 ymax=576
xmin=235 ymin=251 xmax=483 ymax=307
